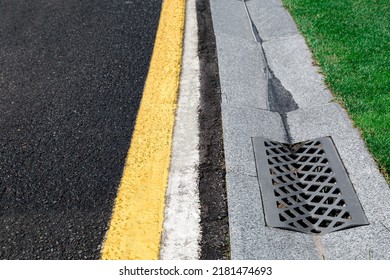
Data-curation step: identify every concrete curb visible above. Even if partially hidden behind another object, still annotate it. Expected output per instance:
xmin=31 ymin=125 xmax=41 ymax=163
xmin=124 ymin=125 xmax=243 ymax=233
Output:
xmin=210 ymin=0 xmax=390 ymax=259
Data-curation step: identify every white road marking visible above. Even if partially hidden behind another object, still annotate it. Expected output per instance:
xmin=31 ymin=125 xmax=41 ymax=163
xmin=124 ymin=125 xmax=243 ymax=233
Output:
xmin=159 ymin=0 xmax=201 ymax=260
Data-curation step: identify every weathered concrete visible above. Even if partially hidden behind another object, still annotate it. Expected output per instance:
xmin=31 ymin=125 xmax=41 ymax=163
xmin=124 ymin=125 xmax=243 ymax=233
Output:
xmin=160 ymin=0 xmax=201 ymax=260
xmin=210 ymin=0 xmax=390 ymax=259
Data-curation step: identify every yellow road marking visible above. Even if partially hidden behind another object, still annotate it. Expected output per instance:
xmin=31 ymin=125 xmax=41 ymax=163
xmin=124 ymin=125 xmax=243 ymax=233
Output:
xmin=101 ymin=0 xmax=185 ymax=260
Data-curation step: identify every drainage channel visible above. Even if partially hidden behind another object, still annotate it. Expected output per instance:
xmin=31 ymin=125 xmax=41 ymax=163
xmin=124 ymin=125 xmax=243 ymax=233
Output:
xmin=253 ymin=137 xmax=369 ymax=234
xmin=242 ymin=0 xmax=369 ymax=235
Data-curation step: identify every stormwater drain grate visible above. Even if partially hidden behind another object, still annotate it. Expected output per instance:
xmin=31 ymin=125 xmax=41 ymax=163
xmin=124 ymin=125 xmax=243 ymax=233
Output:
xmin=252 ymin=137 xmax=368 ymax=234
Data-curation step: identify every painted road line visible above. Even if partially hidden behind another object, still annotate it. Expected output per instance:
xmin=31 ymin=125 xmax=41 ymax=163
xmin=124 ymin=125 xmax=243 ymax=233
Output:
xmin=0 ymin=0 xmax=162 ymax=259
xmin=101 ymin=0 xmax=185 ymax=260
xmin=160 ymin=0 xmax=201 ymax=260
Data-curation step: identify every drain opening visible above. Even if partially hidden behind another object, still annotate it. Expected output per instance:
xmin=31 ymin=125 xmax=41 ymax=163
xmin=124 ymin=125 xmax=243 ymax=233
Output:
xmin=253 ymin=136 xmax=369 ymax=234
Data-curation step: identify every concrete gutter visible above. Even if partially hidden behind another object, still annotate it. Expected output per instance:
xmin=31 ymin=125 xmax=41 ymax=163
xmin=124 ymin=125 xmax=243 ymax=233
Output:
xmin=210 ymin=0 xmax=390 ymax=259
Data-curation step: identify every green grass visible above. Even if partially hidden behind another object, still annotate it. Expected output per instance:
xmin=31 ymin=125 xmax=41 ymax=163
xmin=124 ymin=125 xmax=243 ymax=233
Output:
xmin=282 ymin=0 xmax=390 ymax=182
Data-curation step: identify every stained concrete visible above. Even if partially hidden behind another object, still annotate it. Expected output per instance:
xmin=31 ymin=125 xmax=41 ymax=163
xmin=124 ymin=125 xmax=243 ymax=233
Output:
xmin=210 ymin=0 xmax=390 ymax=259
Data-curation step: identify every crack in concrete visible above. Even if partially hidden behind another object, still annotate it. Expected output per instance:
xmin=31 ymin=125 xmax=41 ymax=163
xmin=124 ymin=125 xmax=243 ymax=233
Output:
xmin=242 ymin=0 xmax=298 ymax=144
xmin=380 ymin=222 xmax=390 ymax=233
xmin=313 ymin=235 xmax=327 ymax=260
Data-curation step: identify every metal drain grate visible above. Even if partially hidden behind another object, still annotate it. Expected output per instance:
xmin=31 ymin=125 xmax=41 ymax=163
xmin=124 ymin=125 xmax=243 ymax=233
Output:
xmin=253 ymin=137 xmax=368 ymax=234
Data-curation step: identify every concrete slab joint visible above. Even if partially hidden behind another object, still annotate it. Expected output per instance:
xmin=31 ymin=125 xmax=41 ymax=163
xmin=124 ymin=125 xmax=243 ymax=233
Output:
xmin=210 ymin=0 xmax=390 ymax=259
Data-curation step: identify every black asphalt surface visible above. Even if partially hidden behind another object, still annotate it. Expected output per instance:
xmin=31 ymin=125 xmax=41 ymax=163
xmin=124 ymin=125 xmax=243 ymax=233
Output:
xmin=0 ymin=0 xmax=162 ymax=259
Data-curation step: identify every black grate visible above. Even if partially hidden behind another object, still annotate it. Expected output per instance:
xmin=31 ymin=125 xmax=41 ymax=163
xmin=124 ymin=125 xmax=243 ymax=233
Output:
xmin=252 ymin=137 xmax=368 ymax=234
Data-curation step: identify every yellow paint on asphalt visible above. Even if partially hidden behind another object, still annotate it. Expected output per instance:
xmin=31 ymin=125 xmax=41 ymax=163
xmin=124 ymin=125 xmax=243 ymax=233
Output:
xmin=101 ymin=0 xmax=185 ymax=260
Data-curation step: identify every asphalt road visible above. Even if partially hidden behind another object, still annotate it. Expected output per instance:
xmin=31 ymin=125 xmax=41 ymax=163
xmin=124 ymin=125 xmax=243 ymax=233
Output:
xmin=0 ymin=0 xmax=162 ymax=259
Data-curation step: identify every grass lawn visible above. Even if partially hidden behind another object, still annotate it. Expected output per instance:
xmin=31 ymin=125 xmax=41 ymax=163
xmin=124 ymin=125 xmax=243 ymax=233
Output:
xmin=282 ymin=0 xmax=390 ymax=182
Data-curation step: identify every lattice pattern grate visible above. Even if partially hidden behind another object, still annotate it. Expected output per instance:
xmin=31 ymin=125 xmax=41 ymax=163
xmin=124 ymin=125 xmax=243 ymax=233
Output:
xmin=253 ymin=137 xmax=368 ymax=234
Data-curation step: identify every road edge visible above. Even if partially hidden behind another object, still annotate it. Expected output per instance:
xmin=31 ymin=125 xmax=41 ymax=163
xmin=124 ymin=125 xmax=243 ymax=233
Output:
xmin=100 ymin=0 xmax=185 ymax=260
xmin=196 ymin=0 xmax=230 ymax=260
